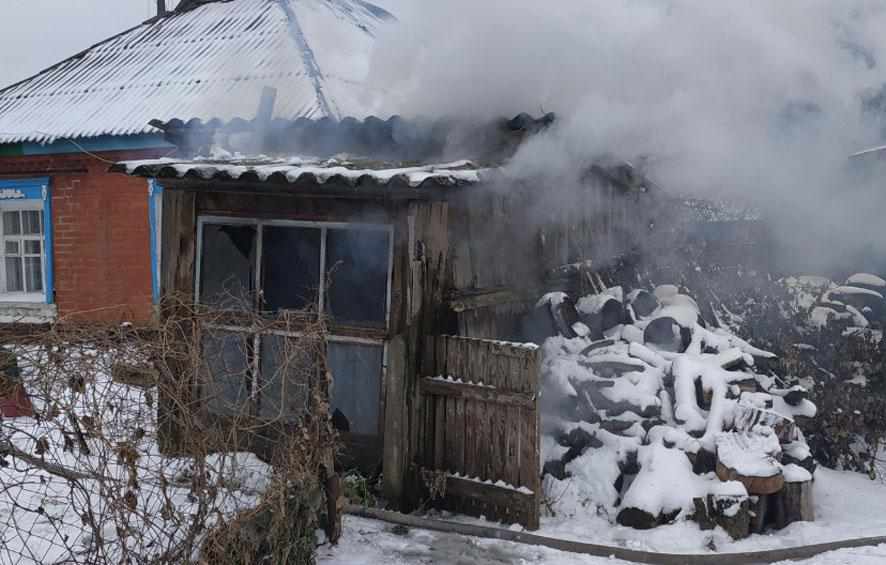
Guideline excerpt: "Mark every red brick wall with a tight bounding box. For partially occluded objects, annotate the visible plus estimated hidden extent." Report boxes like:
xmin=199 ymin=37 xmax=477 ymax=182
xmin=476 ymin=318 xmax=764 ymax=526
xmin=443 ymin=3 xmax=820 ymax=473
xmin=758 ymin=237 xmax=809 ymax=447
xmin=0 ymin=149 xmax=168 ymax=323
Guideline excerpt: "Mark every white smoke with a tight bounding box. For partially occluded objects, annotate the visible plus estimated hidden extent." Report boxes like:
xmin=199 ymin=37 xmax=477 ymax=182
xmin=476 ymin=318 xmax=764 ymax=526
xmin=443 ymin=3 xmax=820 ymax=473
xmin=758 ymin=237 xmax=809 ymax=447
xmin=367 ymin=0 xmax=886 ymax=273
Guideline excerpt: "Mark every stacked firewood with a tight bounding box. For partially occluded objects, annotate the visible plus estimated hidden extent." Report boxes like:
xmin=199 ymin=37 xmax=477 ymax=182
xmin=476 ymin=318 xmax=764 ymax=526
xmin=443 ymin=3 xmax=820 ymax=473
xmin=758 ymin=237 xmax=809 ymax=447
xmin=537 ymin=284 xmax=816 ymax=539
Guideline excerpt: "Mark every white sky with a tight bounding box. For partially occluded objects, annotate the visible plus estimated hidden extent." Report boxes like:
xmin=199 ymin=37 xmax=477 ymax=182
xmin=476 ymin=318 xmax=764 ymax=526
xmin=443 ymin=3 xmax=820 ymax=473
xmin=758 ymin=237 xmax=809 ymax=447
xmin=0 ymin=1 xmax=159 ymax=87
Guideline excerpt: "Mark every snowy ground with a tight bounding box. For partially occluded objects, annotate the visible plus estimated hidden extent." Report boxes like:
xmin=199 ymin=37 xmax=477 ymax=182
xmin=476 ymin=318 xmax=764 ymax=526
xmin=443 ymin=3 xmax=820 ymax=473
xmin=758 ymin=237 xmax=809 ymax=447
xmin=0 ymin=350 xmax=272 ymax=564
xmin=532 ymin=466 xmax=886 ymax=553
xmin=318 ymin=461 xmax=886 ymax=564
xmin=318 ymin=516 xmax=886 ymax=565
xmin=417 ymin=465 xmax=886 ymax=555
xmin=5 ymin=347 xmax=886 ymax=564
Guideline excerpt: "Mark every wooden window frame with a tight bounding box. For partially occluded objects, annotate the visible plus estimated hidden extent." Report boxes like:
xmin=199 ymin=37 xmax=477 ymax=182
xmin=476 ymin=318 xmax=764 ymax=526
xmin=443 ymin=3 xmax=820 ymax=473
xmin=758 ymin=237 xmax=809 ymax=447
xmin=194 ymin=215 xmax=392 ymax=435
xmin=0 ymin=204 xmax=46 ymax=302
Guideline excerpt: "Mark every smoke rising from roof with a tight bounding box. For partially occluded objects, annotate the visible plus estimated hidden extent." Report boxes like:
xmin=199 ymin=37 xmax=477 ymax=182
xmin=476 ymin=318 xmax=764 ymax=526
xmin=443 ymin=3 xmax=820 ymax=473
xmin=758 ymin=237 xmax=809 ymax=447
xmin=367 ymin=0 xmax=886 ymax=274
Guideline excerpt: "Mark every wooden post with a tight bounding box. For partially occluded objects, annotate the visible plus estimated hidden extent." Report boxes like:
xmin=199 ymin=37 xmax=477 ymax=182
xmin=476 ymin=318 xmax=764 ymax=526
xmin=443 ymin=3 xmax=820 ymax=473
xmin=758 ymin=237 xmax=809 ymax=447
xmin=383 ymin=335 xmax=407 ymax=508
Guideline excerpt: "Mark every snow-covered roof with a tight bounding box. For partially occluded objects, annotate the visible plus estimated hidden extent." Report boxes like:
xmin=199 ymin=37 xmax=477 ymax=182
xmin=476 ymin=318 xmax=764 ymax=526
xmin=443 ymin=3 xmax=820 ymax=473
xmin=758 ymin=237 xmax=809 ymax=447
xmin=0 ymin=0 xmax=393 ymax=145
xmin=112 ymin=157 xmax=486 ymax=189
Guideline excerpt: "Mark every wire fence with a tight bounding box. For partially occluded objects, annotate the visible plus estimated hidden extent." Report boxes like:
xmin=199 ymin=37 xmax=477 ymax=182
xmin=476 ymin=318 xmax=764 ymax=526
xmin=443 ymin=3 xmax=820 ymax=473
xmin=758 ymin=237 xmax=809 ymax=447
xmin=0 ymin=298 xmax=339 ymax=564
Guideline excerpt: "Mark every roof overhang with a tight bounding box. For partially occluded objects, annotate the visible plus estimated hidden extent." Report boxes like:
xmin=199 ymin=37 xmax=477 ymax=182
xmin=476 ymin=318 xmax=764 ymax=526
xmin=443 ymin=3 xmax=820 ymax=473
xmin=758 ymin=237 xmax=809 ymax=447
xmin=110 ymin=157 xmax=488 ymax=200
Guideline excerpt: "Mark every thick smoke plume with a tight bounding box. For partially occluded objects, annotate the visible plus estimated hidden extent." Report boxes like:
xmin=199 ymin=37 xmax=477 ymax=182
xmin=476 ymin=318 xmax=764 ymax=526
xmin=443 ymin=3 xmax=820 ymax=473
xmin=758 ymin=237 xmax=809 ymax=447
xmin=368 ymin=0 xmax=886 ymax=274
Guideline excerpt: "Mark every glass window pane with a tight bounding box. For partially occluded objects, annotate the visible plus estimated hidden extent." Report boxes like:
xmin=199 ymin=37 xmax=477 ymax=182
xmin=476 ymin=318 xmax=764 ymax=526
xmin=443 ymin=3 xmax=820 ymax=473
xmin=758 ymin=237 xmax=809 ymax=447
xmin=4 ymin=241 xmax=19 ymax=255
xmin=3 ymin=212 xmax=20 ymax=236
xmin=327 ymin=342 xmax=382 ymax=436
xmin=24 ymin=257 xmax=42 ymax=293
xmin=199 ymin=223 xmax=257 ymax=310
xmin=261 ymin=226 xmax=321 ymax=313
xmin=5 ymin=257 xmax=22 ymax=292
xmin=258 ymin=334 xmax=314 ymax=421
xmin=23 ymin=240 xmax=40 ymax=255
xmin=202 ymin=330 xmax=251 ymax=417
xmin=21 ymin=211 xmax=41 ymax=235
xmin=325 ymin=228 xmax=390 ymax=326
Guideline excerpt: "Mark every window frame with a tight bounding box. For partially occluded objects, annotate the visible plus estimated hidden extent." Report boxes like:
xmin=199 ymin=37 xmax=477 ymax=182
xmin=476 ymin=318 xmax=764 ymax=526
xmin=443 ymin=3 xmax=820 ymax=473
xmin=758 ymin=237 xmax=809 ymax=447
xmin=0 ymin=204 xmax=47 ymax=299
xmin=194 ymin=215 xmax=393 ymax=434
xmin=0 ymin=178 xmax=53 ymax=305
xmin=195 ymin=216 xmax=395 ymax=330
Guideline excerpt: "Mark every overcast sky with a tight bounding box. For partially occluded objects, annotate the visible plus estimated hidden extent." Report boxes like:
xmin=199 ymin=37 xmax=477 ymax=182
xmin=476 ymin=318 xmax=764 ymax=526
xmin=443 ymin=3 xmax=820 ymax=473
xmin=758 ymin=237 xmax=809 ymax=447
xmin=0 ymin=1 xmax=159 ymax=87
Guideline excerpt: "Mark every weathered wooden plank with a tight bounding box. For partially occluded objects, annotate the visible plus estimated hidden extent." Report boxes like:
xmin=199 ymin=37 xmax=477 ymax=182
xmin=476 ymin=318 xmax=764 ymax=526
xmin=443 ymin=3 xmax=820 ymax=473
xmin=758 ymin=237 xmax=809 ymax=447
xmin=419 ymin=378 xmax=535 ymax=408
xmin=445 ymin=388 xmax=457 ymax=473
xmin=161 ymin=189 xmax=197 ymax=300
xmin=504 ymin=404 xmax=520 ymax=487
xmin=473 ymin=339 xmax=489 ymax=386
xmin=463 ymin=396 xmax=477 ymax=478
xmin=422 ymin=395 xmax=437 ymax=467
xmin=492 ymin=395 xmax=507 ymax=484
xmin=454 ymin=396 xmax=466 ymax=475
xmin=449 ymin=288 xmax=523 ymax=313
xmin=436 ymin=334 xmax=447 ymax=378
xmin=478 ymin=399 xmax=491 ymax=481
xmin=519 ymin=405 xmax=535 ymax=490
xmin=382 ymin=335 xmax=407 ymax=505
xmin=439 ymin=473 xmax=537 ymax=526
xmin=434 ymin=393 xmax=446 ymax=470
xmin=449 ymin=336 xmax=464 ymax=382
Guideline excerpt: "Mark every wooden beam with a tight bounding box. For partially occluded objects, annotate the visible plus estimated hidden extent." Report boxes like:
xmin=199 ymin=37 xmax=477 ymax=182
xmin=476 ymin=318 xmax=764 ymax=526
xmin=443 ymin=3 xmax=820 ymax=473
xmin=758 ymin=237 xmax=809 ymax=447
xmin=420 ymin=377 xmax=535 ymax=409
xmin=448 ymin=288 xmax=528 ymax=313
xmin=383 ymin=335 xmax=407 ymax=508
xmin=151 ymin=178 xmax=467 ymax=202
xmin=442 ymin=473 xmax=536 ymax=506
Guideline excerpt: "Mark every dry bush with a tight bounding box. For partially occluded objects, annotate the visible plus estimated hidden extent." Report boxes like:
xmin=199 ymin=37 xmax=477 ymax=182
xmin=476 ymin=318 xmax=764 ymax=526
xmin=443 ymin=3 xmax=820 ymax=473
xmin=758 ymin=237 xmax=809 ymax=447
xmin=0 ymin=296 xmax=339 ymax=564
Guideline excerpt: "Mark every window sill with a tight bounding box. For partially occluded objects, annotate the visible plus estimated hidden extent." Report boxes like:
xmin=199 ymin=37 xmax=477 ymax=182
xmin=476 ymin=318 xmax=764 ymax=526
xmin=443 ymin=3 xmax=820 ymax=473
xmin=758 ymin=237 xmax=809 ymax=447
xmin=0 ymin=302 xmax=56 ymax=324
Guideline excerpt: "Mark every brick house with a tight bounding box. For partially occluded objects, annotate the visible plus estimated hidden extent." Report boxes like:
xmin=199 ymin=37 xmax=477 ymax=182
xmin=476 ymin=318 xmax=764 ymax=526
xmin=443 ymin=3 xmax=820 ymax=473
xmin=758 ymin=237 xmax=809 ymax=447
xmin=0 ymin=0 xmax=391 ymax=323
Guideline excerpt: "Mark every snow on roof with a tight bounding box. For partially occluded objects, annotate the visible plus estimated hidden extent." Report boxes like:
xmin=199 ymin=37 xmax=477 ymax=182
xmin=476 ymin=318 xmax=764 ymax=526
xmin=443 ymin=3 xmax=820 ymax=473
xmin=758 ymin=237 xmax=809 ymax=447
xmin=0 ymin=0 xmax=393 ymax=145
xmin=112 ymin=157 xmax=486 ymax=189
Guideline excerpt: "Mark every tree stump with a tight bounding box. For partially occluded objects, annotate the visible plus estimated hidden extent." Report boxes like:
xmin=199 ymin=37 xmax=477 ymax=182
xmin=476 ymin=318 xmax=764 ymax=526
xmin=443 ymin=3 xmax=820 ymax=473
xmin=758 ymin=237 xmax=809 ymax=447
xmin=691 ymin=494 xmax=750 ymax=540
xmin=771 ymin=480 xmax=814 ymax=528
xmin=716 ymin=462 xmax=784 ymax=495
xmin=749 ymin=495 xmax=768 ymax=534
xmin=716 ymin=431 xmax=784 ymax=495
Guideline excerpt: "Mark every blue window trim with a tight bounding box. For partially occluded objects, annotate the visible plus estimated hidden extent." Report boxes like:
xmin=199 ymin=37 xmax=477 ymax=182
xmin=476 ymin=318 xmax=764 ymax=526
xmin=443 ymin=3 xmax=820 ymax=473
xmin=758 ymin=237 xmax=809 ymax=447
xmin=0 ymin=177 xmax=53 ymax=304
xmin=148 ymin=180 xmax=164 ymax=305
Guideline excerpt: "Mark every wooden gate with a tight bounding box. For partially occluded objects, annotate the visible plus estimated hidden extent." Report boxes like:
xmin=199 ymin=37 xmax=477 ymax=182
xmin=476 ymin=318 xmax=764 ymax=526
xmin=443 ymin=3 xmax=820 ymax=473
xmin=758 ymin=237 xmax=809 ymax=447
xmin=419 ymin=335 xmax=540 ymax=529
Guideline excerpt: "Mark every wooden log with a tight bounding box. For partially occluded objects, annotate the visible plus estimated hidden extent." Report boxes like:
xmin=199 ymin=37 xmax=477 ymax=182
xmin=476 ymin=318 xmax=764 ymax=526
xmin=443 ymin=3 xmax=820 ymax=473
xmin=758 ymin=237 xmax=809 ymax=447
xmin=772 ymin=481 xmax=815 ymax=529
xmin=716 ymin=462 xmax=785 ymax=495
xmin=709 ymin=494 xmax=750 ymax=540
xmin=749 ymin=495 xmax=768 ymax=534
xmin=579 ymin=359 xmax=646 ymax=377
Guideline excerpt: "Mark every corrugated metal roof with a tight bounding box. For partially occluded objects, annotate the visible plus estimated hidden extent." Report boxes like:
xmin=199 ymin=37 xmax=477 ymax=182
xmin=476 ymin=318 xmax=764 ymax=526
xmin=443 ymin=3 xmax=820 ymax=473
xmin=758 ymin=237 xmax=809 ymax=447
xmin=0 ymin=0 xmax=393 ymax=145
xmin=112 ymin=157 xmax=486 ymax=189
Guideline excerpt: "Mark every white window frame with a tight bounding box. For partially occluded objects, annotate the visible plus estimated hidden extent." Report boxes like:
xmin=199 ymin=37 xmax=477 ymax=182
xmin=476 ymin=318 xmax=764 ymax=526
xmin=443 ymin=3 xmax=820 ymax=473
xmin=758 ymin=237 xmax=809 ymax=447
xmin=0 ymin=202 xmax=46 ymax=303
xmin=195 ymin=215 xmax=393 ymax=428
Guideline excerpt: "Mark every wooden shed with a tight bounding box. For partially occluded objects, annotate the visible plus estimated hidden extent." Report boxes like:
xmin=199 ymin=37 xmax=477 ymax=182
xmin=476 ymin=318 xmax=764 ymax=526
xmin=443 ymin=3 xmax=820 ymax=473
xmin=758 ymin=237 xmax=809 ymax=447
xmin=111 ymin=115 xmax=656 ymax=528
